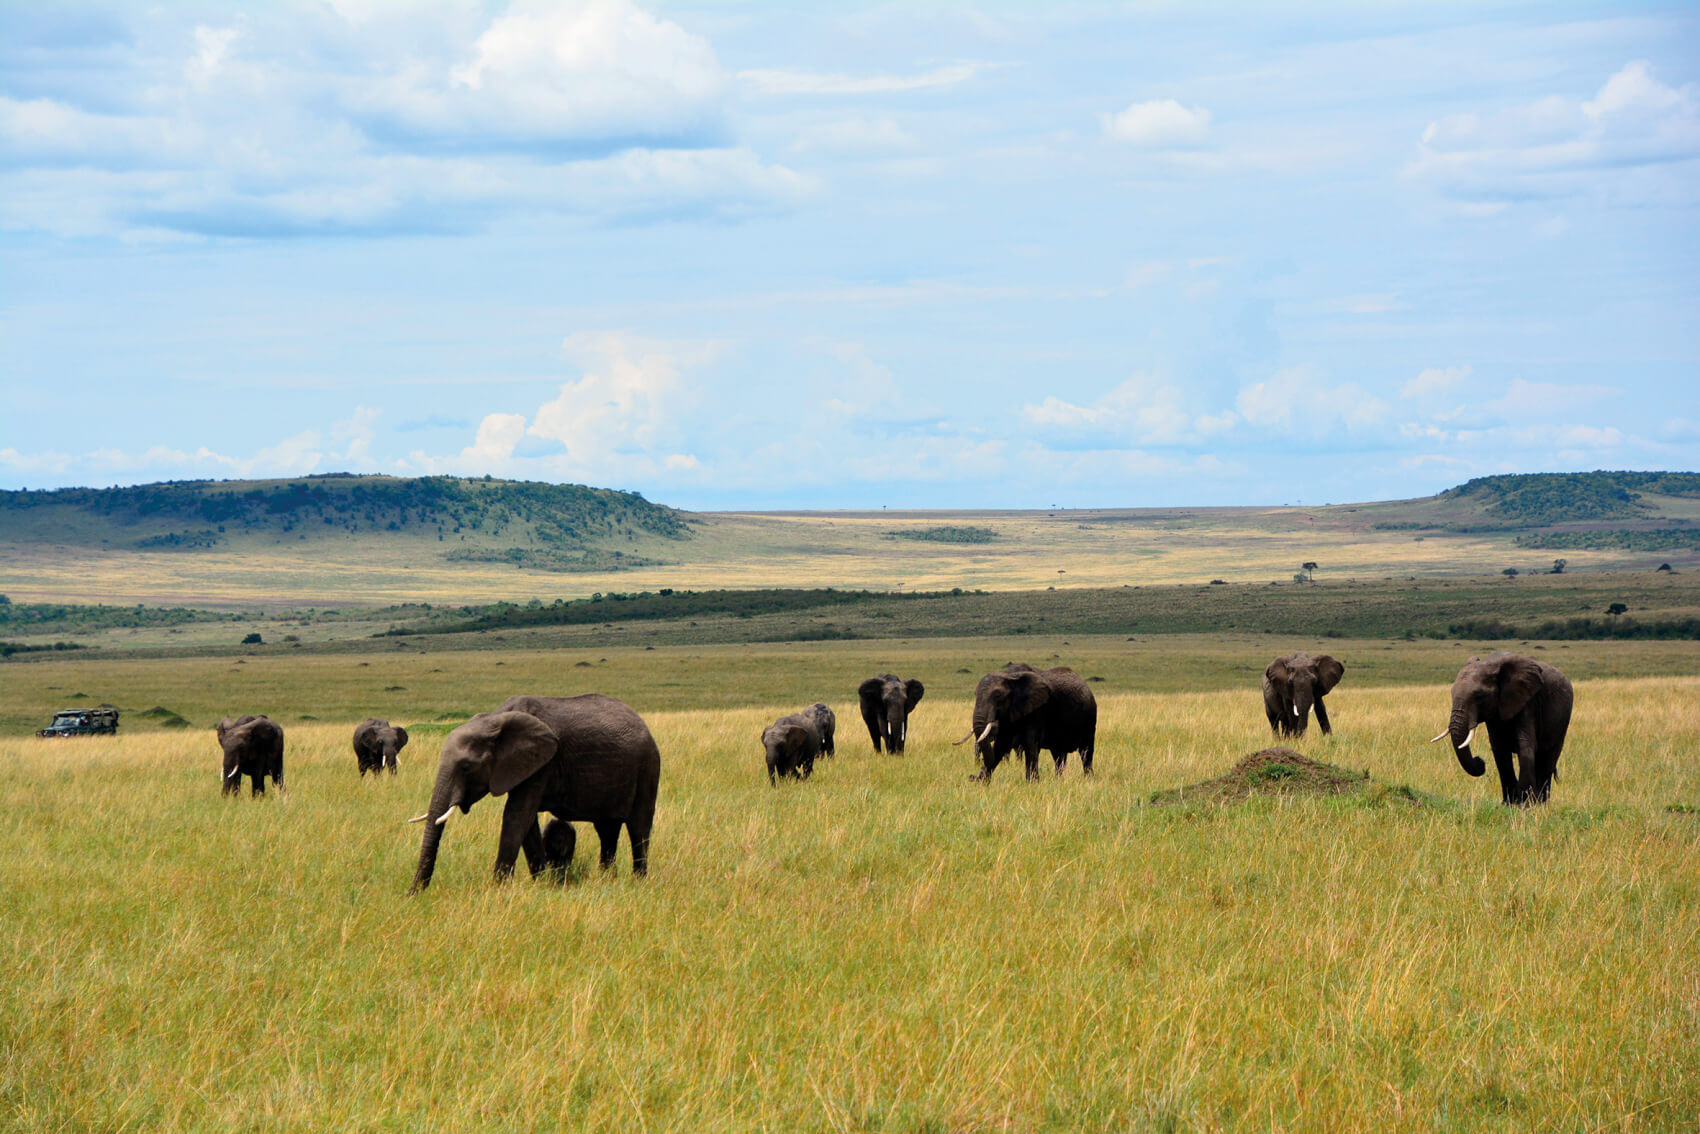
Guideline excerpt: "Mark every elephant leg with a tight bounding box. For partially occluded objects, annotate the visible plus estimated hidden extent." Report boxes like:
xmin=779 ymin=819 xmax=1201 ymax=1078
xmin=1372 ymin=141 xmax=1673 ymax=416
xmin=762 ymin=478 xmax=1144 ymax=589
xmin=864 ymin=718 xmax=884 ymax=753
xmin=1314 ymin=698 xmax=1332 ymax=736
xmin=1023 ymin=739 xmax=1041 ymax=781
xmin=493 ymin=793 xmax=540 ymax=882
xmin=519 ymin=818 xmax=546 ymax=878
xmin=1528 ymin=746 xmax=1560 ymax=805
xmin=250 ymin=771 xmax=265 ymax=798
xmin=1489 ymin=745 xmax=1519 ymax=806
xmin=625 ymin=811 xmax=652 ymax=878
xmin=593 ymin=821 xmax=622 ymax=872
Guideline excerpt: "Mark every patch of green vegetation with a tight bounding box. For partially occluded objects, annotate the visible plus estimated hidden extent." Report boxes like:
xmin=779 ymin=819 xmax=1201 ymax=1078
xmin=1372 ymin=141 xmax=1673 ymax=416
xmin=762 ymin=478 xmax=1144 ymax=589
xmin=134 ymin=529 xmax=223 ymax=550
xmin=1517 ymin=528 xmax=1700 ymax=552
xmin=1447 ymin=616 xmax=1700 ymax=640
xmin=883 ymin=525 xmax=999 ymax=545
xmin=0 ymin=641 xmax=85 ymax=658
xmin=1444 ymin=471 xmax=1700 ymax=523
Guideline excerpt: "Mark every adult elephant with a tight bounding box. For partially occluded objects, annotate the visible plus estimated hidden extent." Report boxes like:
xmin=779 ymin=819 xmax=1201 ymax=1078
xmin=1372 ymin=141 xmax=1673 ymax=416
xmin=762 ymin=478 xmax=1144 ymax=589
xmin=761 ymin=711 xmax=823 ymax=785
xmin=859 ymin=675 xmax=924 ymax=754
xmin=409 ymin=694 xmax=660 ymax=893
xmin=217 ymin=715 xmax=285 ymax=797
xmin=1262 ymin=652 xmax=1344 ymax=738
xmin=1430 ymin=651 xmax=1573 ymax=805
xmin=954 ymin=663 xmax=1097 ymax=781
xmin=352 ymin=718 xmax=409 ymax=777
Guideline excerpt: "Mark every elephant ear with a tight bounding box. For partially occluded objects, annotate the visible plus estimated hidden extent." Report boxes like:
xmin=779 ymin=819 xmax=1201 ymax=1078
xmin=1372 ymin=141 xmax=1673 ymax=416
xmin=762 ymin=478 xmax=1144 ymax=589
xmin=1009 ymin=671 xmax=1050 ymax=719
xmin=463 ymin=711 xmax=560 ymax=795
xmin=1313 ymin=656 xmax=1344 ymax=695
xmin=1495 ymin=656 xmax=1544 ymax=719
xmin=1265 ymin=657 xmax=1291 ymax=688
xmin=393 ymin=725 xmax=409 ymax=750
xmin=785 ymin=724 xmax=811 ymax=754
xmin=903 ymin=679 xmax=925 ymax=711
xmin=858 ymin=678 xmax=885 ymax=707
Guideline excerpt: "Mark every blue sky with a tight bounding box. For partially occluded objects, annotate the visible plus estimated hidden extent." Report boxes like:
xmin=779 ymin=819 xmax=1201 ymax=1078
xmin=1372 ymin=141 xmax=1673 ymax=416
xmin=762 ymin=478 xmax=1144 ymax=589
xmin=1 ymin=1 xmax=1696 ymax=509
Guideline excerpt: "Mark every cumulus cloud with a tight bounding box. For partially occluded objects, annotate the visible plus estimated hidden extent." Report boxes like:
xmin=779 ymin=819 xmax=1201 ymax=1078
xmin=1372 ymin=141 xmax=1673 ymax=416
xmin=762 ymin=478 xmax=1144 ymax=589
xmin=1235 ymin=365 xmax=1388 ymax=437
xmin=1021 ymin=373 xmax=1234 ymax=445
xmin=1101 ymin=99 xmax=1211 ymax=147
xmin=1402 ymin=364 xmax=1472 ymax=399
xmin=1407 ymin=61 xmax=1700 ymax=206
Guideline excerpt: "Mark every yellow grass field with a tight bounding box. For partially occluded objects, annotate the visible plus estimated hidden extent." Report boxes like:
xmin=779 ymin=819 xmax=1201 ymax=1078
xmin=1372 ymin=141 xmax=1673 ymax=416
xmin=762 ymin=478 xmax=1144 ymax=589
xmin=1 ymin=667 xmax=1695 ymax=1130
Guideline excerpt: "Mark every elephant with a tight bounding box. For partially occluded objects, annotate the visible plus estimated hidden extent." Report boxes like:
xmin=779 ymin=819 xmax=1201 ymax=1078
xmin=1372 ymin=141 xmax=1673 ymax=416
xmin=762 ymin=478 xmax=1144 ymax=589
xmin=409 ymin=693 xmax=660 ymax=893
xmin=859 ymin=674 xmax=924 ymax=754
xmin=954 ymin=663 xmax=1097 ymax=781
xmin=804 ymin=702 xmax=836 ymax=758
xmin=1262 ymin=652 xmax=1344 ymax=738
xmin=216 ymin=715 xmax=285 ymax=797
xmin=762 ymin=711 xmax=823 ymax=785
xmin=1430 ymin=651 xmax=1573 ymax=806
xmin=540 ymin=816 xmax=577 ymax=884
xmin=353 ymin=718 xmax=409 ymax=777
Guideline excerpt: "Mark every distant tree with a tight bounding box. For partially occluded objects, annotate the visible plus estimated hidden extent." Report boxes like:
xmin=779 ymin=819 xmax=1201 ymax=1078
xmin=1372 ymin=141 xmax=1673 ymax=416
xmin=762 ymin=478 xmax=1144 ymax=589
xmin=1301 ymin=561 xmax=1319 ymax=582
xmin=1657 ymin=563 xmax=1673 ymax=573
xmin=1606 ymin=603 xmax=1629 ymax=616
xmin=1551 ymin=558 xmax=1567 ymax=575
xmin=0 ymin=593 xmax=9 ymax=605
xmin=241 ymin=632 xmax=264 ymax=645
xmin=1502 ymin=567 xmax=1519 ymax=579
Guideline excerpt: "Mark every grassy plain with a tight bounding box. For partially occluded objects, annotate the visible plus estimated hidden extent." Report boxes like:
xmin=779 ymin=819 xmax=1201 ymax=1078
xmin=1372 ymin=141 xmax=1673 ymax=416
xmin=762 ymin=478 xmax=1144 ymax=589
xmin=6 ymin=492 xmax=1698 ymax=609
xmin=1 ymin=646 xmax=1697 ymax=1130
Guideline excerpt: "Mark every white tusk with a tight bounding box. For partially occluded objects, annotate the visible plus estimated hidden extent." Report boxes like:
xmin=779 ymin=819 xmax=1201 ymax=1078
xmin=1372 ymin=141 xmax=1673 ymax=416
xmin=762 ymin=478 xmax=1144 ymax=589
xmin=407 ymin=812 xmax=429 ymax=824
xmin=901 ymin=723 xmax=907 ymax=744
xmin=978 ymin=722 xmax=995 ymax=742
xmin=1458 ymin=726 xmax=1475 ymax=750
xmin=226 ymin=765 xmax=240 ymax=779
xmin=951 ymin=730 xmax=975 ymax=746
xmin=1292 ymin=705 xmax=1300 ymax=717
xmin=1428 ymin=731 xmax=1449 ymax=744
xmin=435 ymin=808 xmax=455 ymax=826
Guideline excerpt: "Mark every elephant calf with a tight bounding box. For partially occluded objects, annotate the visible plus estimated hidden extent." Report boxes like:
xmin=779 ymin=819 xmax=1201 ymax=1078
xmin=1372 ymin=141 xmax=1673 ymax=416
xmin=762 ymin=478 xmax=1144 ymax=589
xmin=1262 ymin=652 xmax=1344 ymax=738
xmin=353 ymin=718 xmax=409 ymax=777
xmin=762 ymin=711 xmax=824 ymax=785
xmin=803 ymin=702 xmax=836 ymax=758
xmin=1431 ymin=651 xmax=1573 ymax=805
xmin=217 ymin=714 xmax=285 ymax=797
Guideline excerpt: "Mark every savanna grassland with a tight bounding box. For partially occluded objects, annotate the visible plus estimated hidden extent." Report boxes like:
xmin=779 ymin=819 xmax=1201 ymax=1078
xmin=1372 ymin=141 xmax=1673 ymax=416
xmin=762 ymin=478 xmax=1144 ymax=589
xmin=1 ymin=645 xmax=1698 ymax=1130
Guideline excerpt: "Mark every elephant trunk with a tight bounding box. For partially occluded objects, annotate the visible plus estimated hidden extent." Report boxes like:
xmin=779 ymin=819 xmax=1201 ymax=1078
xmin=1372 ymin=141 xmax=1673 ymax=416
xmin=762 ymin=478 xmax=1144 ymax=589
xmin=886 ymin=704 xmax=905 ymax=752
xmin=1448 ymin=704 xmax=1485 ymax=777
xmin=410 ymin=767 xmax=458 ymax=893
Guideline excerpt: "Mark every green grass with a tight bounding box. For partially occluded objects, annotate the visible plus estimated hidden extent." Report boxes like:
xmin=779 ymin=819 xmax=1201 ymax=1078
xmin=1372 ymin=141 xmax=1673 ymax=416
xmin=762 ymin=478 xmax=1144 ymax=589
xmin=0 ymin=669 xmax=1695 ymax=1130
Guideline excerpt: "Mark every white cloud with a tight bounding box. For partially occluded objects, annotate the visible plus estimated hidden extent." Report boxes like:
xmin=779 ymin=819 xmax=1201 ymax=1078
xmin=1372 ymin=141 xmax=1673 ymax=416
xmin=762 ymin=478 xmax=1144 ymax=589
xmin=1101 ymin=99 xmax=1211 ymax=147
xmin=1021 ymin=372 xmax=1234 ymax=445
xmin=1483 ymin=378 xmax=1617 ymax=417
xmin=791 ymin=117 xmax=919 ymax=154
xmin=1402 ymin=364 xmax=1472 ymax=399
xmin=1407 ymin=61 xmax=1700 ymax=206
xmin=1235 ymin=365 xmax=1388 ymax=436
xmin=738 ymin=63 xmax=982 ymax=96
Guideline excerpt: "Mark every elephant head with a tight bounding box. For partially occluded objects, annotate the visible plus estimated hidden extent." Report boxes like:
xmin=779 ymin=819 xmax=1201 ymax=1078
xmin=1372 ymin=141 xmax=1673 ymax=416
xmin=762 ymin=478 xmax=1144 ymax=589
xmin=354 ymin=718 xmax=409 ymax=775
xmin=761 ymin=718 xmax=816 ymax=785
xmin=958 ymin=664 xmax=1049 ymax=763
xmin=410 ymin=710 xmax=558 ymax=892
xmin=1265 ymin=652 xmax=1343 ymax=735
xmin=1431 ymin=651 xmax=1545 ymax=778
xmin=859 ymin=675 xmax=924 ymax=753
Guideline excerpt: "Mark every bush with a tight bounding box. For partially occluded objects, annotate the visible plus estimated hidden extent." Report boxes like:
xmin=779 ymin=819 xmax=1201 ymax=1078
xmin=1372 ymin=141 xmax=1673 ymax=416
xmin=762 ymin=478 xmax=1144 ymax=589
xmin=241 ymin=632 xmax=264 ymax=645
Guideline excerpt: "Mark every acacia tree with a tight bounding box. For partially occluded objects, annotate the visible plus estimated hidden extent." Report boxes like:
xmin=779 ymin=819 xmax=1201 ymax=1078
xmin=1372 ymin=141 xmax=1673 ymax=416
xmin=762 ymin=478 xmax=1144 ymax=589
xmin=1503 ymin=567 xmax=1519 ymax=579
xmin=1301 ymin=561 xmax=1319 ymax=583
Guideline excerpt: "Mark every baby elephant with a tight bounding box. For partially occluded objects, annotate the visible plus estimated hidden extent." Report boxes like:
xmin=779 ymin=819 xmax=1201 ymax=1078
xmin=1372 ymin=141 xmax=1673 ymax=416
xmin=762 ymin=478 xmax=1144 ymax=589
xmin=352 ymin=718 xmax=409 ymax=777
xmin=762 ymin=711 xmax=824 ymax=785
xmin=540 ymin=816 xmax=577 ymax=884
xmin=803 ymin=702 xmax=836 ymax=758
xmin=217 ymin=714 xmax=285 ymax=797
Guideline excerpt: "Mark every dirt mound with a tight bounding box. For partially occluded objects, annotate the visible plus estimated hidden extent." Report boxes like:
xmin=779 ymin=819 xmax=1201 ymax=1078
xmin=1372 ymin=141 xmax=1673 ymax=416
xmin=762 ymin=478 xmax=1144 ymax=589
xmin=136 ymin=705 xmax=194 ymax=728
xmin=1150 ymin=748 xmax=1379 ymax=806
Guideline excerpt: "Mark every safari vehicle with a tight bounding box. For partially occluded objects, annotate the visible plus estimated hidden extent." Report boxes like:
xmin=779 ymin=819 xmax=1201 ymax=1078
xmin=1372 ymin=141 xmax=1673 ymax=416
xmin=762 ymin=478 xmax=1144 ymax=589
xmin=36 ymin=708 xmax=119 ymax=737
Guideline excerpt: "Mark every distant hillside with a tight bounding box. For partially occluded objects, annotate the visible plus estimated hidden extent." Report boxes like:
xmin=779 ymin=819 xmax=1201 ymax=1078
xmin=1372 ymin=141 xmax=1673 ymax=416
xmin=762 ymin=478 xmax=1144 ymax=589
xmin=0 ymin=475 xmax=689 ymax=570
xmin=1441 ymin=471 xmax=1700 ymax=524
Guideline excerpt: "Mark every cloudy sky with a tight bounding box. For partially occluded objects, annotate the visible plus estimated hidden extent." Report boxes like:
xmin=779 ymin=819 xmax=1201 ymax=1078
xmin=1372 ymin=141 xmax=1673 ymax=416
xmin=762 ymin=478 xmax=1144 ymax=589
xmin=2 ymin=1 xmax=1696 ymax=508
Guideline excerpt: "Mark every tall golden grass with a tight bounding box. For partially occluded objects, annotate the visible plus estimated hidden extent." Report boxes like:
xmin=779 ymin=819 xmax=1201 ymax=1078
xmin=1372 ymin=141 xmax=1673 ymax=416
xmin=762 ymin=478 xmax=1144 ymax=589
xmin=0 ymin=678 xmax=1695 ymax=1129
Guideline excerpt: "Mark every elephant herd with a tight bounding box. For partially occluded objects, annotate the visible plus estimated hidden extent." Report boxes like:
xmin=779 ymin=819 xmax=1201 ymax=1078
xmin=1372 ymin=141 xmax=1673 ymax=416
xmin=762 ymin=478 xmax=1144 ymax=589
xmin=208 ymin=648 xmax=1574 ymax=894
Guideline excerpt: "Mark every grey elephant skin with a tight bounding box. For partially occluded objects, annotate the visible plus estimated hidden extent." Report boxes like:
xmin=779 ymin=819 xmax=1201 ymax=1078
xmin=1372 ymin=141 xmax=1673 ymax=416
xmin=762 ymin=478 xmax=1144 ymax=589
xmin=1436 ymin=651 xmax=1573 ymax=805
xmin=1262 ymin=652 xmax=1344 ymax=737
xmin=859 ymin=675 xmax=923 ymax=753
xmin=352 ymin=718 xmax=409 ymax=777
xmin=803 ymin=702 xmax=836 ymax=757
xmin=411 ymin=694 xmax=660 ymax=893
xmin=762 ymin=711 xmax=823 ymax=785
xmin=217 ymin=715 xmax=285 ymax=797
xmin=958 ymin=664 xmax=1097 ymax=780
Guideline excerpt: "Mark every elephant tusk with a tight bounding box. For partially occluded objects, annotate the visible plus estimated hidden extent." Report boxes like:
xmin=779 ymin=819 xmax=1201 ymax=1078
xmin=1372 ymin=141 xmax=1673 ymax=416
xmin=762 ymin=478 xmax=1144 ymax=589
xmin=226 ymin=765 xmax=240 ymax=779
xmin=1428 ymin=731 xmax=1449 ymax=744
xmin=406 ymin=812 xmax=429 ymax=824
xmin=951 ymin=730 xmax=975 ymax=746
xmin=1292 ymin=705 xmax=1300 ymax=717
xmin=434 ymin=807 xmax=456 ymax=826
xmin=901 ymin=723 xmax=907 ymax=744
xmin=979 ymin=722 xmax=995 ymax=742
xmin=1457 ymin=726 xmax=1476 ymax=750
